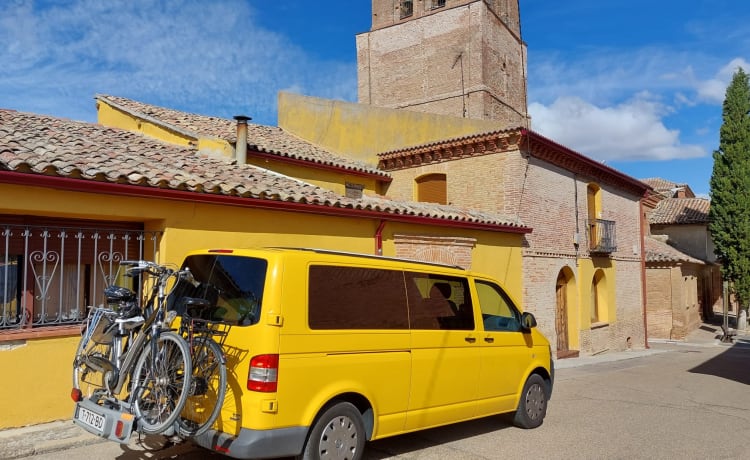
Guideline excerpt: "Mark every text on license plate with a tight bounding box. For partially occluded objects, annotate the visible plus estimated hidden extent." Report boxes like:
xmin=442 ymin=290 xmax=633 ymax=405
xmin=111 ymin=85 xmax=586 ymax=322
xmin=77 ymin=406 xmax=105 ymax=432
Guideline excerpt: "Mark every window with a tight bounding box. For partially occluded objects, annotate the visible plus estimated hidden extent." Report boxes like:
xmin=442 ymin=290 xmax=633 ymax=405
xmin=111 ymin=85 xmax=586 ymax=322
xmin=475 ymin=280 xmax=521 ymax=332
xmin=590 ymin=269 xmax=606 ymax=324
xmin=345 ymin=182 xmax=364 ymax=199
xmin=400 ymin=0 xmax=413 ymax=18
xmin=430 ymin=0 xmax=446 ymax=9
xmin=309 ymin=266 xmax=409 ymax=329
xmin=172 ymin=255 xmax=267 ymax=326
xmin=416 ymin=173 xmax=447 ymax=204
xmin=406 ymin=273 xmax=473 ymax=330
xmin=0 ymin=216 xmax=159 ymax=333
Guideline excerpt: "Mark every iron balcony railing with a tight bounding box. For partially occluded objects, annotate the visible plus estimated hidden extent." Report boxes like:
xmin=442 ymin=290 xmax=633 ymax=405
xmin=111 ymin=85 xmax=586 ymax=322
xmin=586 ymin=219 xmax=617 ymax=254
xmin=1 ymin=223 xmax=161 ymax=331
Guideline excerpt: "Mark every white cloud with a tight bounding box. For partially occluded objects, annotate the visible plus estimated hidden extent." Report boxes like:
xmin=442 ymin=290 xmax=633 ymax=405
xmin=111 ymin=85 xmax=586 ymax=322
xmin=528 ymin=95 xmax=706 ymax=162
xmin=695 ymin=58 xmax=750 ymax=103
xmin=0 ymin=0 xmax=357 ymax=124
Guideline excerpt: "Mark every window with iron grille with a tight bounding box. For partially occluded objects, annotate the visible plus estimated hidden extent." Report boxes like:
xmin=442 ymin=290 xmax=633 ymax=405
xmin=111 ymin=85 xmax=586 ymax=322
xmin=431 ymin=0 xmax=446 ymax=9
xmin=400 ymin=0 xmax=414 ymax=18
xmin=0 ymin=216 xmax=160 ymax=333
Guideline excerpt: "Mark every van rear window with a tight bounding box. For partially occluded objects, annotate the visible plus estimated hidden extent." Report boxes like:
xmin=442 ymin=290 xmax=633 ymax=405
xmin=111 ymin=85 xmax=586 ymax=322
xmin=170 ymin=255 xmax=267 ymax=326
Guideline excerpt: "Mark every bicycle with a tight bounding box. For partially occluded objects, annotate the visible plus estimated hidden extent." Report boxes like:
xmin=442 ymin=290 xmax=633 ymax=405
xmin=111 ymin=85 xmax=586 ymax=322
xmin=174 ymin=296 xmax=230 ymax=437
xmin=72 ymin=260 xmax=194 ymax=436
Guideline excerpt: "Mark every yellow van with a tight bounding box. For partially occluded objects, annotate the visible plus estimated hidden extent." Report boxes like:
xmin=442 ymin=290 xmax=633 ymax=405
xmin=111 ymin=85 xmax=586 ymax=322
xmin=173 ymin=247 xmax=553 ymax=459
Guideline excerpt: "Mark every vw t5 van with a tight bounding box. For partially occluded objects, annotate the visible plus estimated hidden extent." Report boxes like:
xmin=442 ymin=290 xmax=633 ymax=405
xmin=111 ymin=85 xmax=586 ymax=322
xmin=173 ymin=248 xmax=553 ymax=459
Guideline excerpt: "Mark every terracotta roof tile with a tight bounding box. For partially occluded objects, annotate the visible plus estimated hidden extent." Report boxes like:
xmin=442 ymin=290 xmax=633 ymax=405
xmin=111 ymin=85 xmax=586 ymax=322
xmin=96 ymin=95 xmax=389 ymax=179
xmin=0 ymin=109 xmax=527 ymax=231
xmin=648 ymin=198 xmax=710 ymax=224
xmin=645 ymin=236 xmax=704 ymax=264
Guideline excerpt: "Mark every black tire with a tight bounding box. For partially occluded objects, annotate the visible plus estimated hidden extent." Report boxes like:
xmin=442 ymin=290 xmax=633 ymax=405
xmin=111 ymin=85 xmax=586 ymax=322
xmin=176 ymin=337 xmax=227 ymax=437
xmin=512 ymin=374 xmax=548 ymax=429
xmin=299 ymin=402 xmax=365 ymax=460
xmin=131 ymin=331 xmax=192 ymax=434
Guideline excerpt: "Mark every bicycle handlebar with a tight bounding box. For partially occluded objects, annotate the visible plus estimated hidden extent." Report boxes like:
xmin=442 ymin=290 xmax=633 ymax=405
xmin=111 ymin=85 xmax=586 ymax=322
xmin=121 ymin=260 xmax=199 ymax=287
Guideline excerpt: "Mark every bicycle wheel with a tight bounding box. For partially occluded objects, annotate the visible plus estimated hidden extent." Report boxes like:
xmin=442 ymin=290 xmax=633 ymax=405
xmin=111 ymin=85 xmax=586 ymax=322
xmin=177 ymin=337 xmax=227 ymax=437
xmin=73 ymin=338 xmax=112 ymax=399
xmin=130 ymin=331 xmax=192 ymax=434
xmin=73 ymin=310 xmax=115 ymax=399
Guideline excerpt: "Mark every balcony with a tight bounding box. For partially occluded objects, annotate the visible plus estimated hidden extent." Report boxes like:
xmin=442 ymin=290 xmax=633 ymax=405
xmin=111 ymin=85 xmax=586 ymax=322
xmin=586 ymin=219 xmax=617 ymax=254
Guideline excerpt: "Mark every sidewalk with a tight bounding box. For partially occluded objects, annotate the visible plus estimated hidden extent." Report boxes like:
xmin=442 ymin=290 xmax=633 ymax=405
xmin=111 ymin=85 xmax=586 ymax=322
xmin=2 ymin=322 xmax=749 ymax=459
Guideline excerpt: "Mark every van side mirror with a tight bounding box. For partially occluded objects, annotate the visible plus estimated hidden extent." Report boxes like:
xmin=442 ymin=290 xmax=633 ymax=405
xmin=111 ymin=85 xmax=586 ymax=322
xmin=520 ymin=312 xmax=537 ymax=331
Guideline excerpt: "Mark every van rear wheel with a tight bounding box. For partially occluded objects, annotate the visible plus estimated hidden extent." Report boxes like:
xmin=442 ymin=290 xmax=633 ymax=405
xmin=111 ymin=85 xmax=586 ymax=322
xmin=299 ymin=402 xmax=365 ymax=460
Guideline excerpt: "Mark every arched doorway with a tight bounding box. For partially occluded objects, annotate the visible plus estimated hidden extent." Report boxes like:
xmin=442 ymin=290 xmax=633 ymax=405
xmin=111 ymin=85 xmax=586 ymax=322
xmin=555 ymin=267 xmax=579 ymax=359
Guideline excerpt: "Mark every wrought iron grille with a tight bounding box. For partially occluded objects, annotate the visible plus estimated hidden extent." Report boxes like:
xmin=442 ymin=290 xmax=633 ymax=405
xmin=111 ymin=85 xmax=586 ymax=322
xmin=400 ymin=0 xmax=414 ymax=18
xmin=0 ymin=223 xmax=161 ymax=331
xmin=586 ymin=219 xmax=617 ymax=254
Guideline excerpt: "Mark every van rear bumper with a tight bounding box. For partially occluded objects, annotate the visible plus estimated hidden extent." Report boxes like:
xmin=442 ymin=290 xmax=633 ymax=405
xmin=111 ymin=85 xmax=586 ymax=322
xmin=192 ymin=426 xmax=308 ymax=459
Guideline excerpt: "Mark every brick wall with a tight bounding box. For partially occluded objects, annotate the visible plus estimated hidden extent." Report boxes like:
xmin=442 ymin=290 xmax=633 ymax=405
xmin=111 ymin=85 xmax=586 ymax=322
xmin=358 ymin=1 xmax=527 ymax=126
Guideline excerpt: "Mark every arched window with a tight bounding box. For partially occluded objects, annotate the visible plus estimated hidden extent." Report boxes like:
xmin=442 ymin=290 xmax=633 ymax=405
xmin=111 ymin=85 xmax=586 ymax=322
xmin=590 ymin=269 xmax=606 ymax=324
xmin=416 ymin=173 xmax=447 ymax=204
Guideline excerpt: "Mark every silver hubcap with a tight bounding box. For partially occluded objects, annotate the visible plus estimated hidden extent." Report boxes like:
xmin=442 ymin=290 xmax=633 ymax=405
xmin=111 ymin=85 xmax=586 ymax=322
xmin=318 ymin=415 xmax=358 ymax=459
xmin=525 ymin=383 xmax=545 ymax=420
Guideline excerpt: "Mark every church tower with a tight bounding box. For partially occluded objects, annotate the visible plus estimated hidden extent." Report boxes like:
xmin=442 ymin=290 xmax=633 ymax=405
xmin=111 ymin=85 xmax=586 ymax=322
xmin=356 ymin=0 xmax=528 ymax=127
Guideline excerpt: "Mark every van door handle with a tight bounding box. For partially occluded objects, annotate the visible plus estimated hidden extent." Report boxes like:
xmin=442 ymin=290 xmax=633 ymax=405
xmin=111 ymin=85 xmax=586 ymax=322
xmin=484 ymin=337 xmax=494 ymax=343
xmin=465 ymin=336 xmax=476 ymax=343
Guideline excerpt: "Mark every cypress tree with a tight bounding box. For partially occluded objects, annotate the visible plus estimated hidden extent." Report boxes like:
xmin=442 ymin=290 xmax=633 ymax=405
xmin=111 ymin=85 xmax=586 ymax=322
xmin=709 ymin=68 xmax=750 ymax=309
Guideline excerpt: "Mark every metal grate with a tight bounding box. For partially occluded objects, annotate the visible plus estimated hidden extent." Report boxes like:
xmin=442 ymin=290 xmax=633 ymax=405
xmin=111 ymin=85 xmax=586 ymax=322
xmin=400 ymin=0 xmax=414 ymax=18
xmin=0 ymin=222 xmax=161 ymax=331
xmin=586 ymin=219 xmax=617 ymax=254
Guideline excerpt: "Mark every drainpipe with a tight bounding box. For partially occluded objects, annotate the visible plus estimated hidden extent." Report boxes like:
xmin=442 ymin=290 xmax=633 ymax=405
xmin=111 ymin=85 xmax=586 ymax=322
xmin=374 ymin=220 xmax=386 ymax=255
xmin=640 ymin=198 xmax=650 ymax=349
xmin=234 ymin=115 xmax=251 ymax=164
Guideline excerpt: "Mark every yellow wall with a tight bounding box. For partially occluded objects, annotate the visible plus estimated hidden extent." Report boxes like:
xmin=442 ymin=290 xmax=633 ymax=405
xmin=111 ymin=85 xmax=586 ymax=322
xmin=0 ymin=182 xmax=523 ymax=428
xmin=277 ymin=92 xmax=503 ymax=165
xmin=245 ymin=157 xmax=383 ymax=196
xmin=576 ymin=257 xmax=617 ymax=331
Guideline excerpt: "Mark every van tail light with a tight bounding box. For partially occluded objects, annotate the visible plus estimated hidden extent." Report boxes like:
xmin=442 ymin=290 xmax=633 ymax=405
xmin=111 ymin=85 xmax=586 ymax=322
xmin=248 ymin=354 xmax=279 ymax=392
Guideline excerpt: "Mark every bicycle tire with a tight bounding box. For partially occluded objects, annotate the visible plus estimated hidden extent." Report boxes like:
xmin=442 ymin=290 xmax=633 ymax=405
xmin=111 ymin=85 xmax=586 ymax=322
xmin=177 ymin=337 xmax=227 ymax=437
xmin=130 ymin=331 xmax=192 ymax=434
xmin=73 ymin=310 xmax=114 ymax=399
xmin=73 ymin=338 xmax=112 ymax=398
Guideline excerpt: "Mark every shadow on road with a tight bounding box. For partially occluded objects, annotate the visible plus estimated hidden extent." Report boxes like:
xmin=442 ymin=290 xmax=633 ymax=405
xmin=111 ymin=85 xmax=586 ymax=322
xmin=365 ymin=414 xmax=515 ymax=459
xmin=689 ymin=342 xmax=750 ymax=385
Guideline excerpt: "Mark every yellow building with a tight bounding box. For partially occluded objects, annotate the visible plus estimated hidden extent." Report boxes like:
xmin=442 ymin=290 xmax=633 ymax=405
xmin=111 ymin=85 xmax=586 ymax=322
xmin=0 ymin=102 xmax=528 ymax=429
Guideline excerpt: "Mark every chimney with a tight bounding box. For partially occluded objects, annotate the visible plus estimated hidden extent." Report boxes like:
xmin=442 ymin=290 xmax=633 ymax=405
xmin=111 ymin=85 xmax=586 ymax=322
xmin=234 ymin=115 xmax=251 ymax=164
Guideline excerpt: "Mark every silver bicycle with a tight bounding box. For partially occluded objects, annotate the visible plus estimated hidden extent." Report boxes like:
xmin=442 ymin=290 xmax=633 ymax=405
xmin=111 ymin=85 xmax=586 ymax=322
xmin=72 ymin=261 xmax=194 ymax=436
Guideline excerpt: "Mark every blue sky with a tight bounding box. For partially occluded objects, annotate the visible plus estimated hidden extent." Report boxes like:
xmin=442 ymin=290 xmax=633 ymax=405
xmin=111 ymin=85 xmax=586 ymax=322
xmin=2 ymin=1 xmax=749 ymax=197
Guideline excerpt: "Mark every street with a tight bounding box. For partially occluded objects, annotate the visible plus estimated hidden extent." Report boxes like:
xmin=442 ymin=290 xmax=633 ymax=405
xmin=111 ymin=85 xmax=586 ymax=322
xmin=16 ymin=340 xmax=750 ymax=460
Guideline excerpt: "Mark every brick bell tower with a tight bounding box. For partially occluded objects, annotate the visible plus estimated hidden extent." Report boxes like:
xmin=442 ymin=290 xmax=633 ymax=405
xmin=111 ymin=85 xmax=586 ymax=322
xmin=356 ymin=0 xmax=529 ymax=127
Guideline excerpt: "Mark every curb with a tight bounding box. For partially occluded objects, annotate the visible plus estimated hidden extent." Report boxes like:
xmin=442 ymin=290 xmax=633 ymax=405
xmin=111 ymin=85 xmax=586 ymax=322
xmin=0 ymin=420 xmax=106 ymax=459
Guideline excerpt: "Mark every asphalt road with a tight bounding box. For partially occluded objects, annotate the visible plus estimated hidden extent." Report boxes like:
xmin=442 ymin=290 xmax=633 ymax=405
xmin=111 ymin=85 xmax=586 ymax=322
xmin=17 ymin=340 xmax=750 ymax=460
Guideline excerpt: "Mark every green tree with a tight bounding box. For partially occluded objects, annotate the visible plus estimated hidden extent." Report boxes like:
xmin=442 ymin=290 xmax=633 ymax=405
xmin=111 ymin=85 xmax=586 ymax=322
xmin=709 ymin=67 xmax=750 ymax=309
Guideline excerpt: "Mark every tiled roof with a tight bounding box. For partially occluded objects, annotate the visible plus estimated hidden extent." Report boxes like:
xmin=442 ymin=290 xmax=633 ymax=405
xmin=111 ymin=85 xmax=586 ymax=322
xmin=0 ymin=109 xmax=527 ymax=231
xmin=95 ymin=95 xmax=390 ymax=179
xmin=640 ymin=177 xmax=695 ymax=198
xmin=641 ymin=177 xmax=682 ymax=192
xmin=649 ymin=198 xmax=710 ymax=224
xmin=379 ymin=128 xmax=650 ymax=197
xmin=645 ymin=236 xmax=704 ymax=264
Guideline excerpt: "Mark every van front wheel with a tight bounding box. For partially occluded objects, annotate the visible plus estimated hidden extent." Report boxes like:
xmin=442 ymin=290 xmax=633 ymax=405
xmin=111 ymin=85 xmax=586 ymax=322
xmin=299 ymin=402 xmax=365 ymax=460
xmin=512 ymin=374 xmax=548 ymax=429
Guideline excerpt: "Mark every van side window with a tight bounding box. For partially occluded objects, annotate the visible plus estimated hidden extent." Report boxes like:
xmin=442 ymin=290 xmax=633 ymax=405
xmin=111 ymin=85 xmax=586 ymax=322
xmin=308 ymin=266 xmax=409 ymax=329
xmin=406 ymin=273 xmax=474 ymax=330
xmin=476 ymin=280 xmax=521 ymax=332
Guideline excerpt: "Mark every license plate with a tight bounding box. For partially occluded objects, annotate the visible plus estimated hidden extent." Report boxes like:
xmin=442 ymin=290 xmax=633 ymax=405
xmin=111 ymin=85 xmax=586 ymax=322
xmin=76 ymin=405 xmax=105 ymax=433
